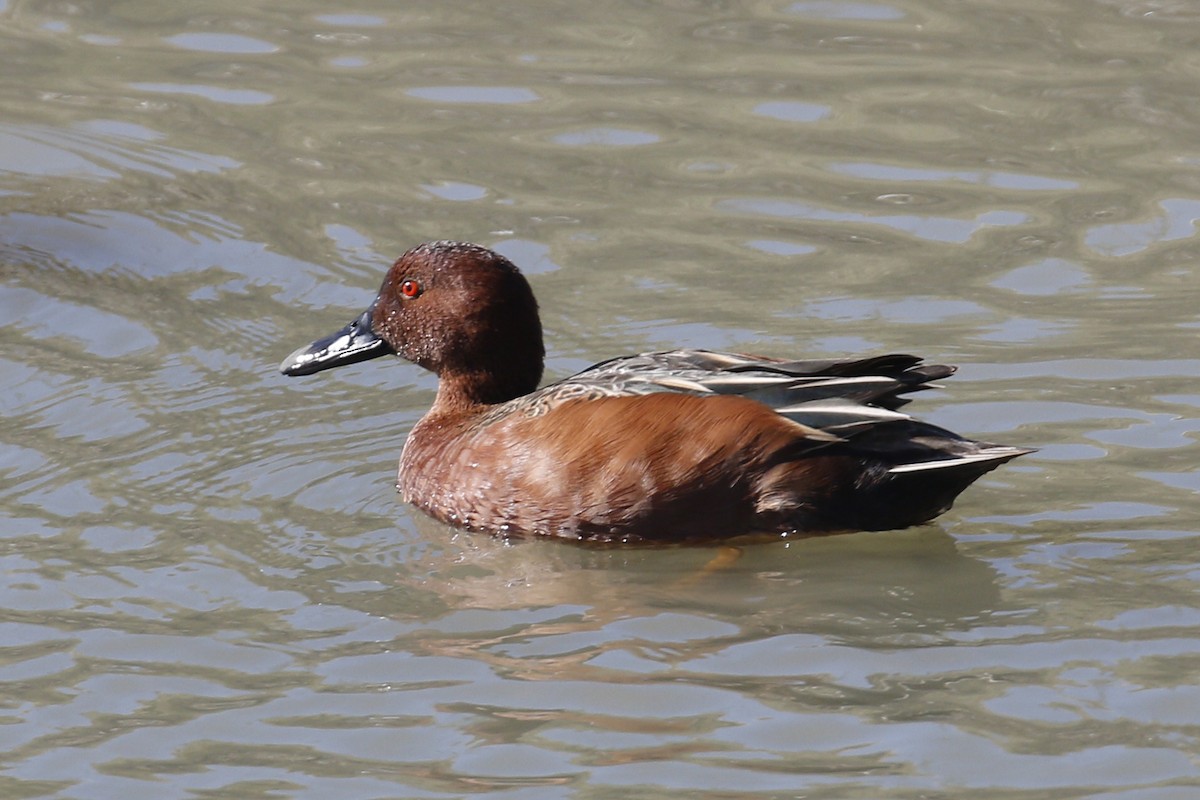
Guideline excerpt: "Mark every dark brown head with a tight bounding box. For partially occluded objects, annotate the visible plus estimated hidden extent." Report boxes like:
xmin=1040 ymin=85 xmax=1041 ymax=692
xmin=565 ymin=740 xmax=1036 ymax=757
xmin=280 ymin=241 xmax=544 ymax=405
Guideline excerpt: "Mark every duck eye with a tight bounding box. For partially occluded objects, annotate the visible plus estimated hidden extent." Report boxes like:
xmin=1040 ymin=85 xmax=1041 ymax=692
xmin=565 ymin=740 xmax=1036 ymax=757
xmin=400 ymin=279 xmax=422 ymax=298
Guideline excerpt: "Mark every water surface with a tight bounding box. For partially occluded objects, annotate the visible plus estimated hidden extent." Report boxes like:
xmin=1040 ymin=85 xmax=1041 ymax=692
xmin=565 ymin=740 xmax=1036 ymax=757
xmin=2 ymin=0 xmax=1199 ymax=797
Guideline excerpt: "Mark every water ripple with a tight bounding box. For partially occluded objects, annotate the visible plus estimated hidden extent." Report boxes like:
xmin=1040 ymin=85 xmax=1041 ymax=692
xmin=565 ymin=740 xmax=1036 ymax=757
xmin=2 ymin=0 xmax=1199 ymax=796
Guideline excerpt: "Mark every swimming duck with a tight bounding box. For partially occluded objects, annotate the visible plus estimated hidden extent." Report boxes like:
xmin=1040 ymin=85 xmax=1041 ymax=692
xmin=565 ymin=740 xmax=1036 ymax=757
xmin=281 ymin=241 xmax=1032 ymax=542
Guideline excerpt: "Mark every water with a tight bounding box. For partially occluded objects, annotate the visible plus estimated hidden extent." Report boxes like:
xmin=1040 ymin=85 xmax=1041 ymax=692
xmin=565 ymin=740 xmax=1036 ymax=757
xmin=2 ymin=0 xmax=1199 ymax=796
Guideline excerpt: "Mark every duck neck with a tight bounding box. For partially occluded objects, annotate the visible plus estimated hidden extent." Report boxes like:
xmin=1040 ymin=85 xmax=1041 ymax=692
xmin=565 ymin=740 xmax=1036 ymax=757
xmin=431 ymin=362 xmax=543 ymax=413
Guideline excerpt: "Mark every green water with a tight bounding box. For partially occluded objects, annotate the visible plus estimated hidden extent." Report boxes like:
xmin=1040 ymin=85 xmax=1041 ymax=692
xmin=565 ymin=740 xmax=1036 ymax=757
xmin=2 ymin=0 xmax=1199 ymax=797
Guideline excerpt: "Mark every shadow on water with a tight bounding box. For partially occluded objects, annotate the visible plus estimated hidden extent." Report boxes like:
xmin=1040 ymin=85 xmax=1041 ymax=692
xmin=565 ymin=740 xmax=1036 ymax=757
xmin=388 ymin=515 xmax=1009 ymax=637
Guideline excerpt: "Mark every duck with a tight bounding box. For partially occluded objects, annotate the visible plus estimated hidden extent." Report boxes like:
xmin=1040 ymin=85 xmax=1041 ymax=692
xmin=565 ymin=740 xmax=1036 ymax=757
xmin=280 ymin=241 xmax=1032 ymax=543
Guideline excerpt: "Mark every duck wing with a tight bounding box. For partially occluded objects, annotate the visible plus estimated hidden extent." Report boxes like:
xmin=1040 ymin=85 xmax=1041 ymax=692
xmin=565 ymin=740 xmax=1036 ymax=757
xmin=509 ymin=348 xmax=1030 ymax=475
xmin=536 ymin=348 xmax=951 ymax=409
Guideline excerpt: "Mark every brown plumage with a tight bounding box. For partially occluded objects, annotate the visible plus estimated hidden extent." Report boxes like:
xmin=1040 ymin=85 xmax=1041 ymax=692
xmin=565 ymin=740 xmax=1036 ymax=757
xmin=281 ymin=241 xmax=1033 ymax=543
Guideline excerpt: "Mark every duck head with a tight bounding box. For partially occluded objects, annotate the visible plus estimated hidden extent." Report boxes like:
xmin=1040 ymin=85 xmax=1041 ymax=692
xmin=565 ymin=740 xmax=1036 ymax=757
xmin=280 ymin=241 xmax=545 ymax=405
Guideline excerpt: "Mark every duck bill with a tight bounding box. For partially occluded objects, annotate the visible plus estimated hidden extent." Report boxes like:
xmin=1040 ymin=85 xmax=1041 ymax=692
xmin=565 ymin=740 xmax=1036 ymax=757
xmin=279 ymin=301 xmax=395 ymax=376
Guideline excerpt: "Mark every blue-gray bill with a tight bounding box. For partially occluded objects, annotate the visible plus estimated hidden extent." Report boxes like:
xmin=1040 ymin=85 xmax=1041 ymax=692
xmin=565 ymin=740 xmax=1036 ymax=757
xmin=279 ymin=302 xmax=394 ymax=376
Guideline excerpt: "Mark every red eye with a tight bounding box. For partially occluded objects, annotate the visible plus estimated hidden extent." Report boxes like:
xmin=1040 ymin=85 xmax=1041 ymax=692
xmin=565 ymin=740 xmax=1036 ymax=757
xmin=400 ymin=279 xmax=422 ymax=298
